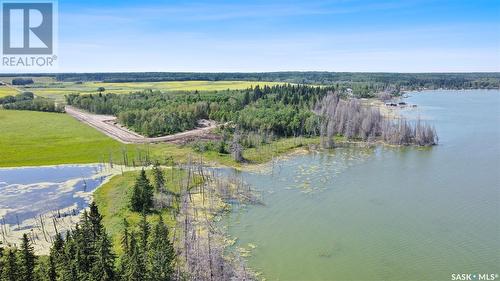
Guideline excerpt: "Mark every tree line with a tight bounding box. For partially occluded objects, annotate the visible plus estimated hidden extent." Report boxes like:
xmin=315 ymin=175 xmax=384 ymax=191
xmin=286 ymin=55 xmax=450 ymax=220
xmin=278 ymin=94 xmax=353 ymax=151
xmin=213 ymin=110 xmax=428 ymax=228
xmin=44 ymin=72 xmax=500 ymax=89
xmin=1 ymin=92 xmax=63 ymax=113
xmin=66 ymin=84 xmax=438 ymax=148
xmin=0 ymin=201 xmax=175 ymax=281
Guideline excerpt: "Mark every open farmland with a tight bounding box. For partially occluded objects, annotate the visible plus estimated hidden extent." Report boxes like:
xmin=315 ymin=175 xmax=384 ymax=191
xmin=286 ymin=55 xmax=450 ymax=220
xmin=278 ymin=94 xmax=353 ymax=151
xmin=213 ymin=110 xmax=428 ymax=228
xmin=11 ymin=79 xmax=283 ymax=101
xmin=0 ymin=86 xmax=19 ymax=97
xmin=0 ymin=110 xmax=132 ymax=167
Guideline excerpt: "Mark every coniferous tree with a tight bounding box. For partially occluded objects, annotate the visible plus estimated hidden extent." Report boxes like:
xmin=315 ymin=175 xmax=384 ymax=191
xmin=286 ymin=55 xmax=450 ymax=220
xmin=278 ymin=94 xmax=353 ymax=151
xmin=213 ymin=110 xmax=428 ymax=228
xmin=152 ymin=162 xmax=165 ymax=192
xmin=130 ymin=178 xmax=143 ymax=212
xmin=75 ymin=213 xmax=96 ymax=280
xmin=18 ymin=234 xmax=36 ymax=281
xmin=138 ymin=213 xmax=150 ymax=257
xmin=130 ymin=169 xmax=154 ymax=212
xmin=124 ymin=235 xmax=146 ymax=281
xmin=91 ymin=234 xmax=116 ymax=281
xmin=119 ymin=219 xmax=131 ymax=279
xmin=1 ymin=248 xmax=18 ymax=281
xmin=46 ymin=233 xmax=64 ymax=281
xmin=59 ymin=231 xmax=78 ymax=281
xmin=148 ymin=215 xmax=175 ymax=281
xmin=88 ymin=201 xmax=104 ymax=239
xmin=141 ymin=172 xmax=154 ymax=213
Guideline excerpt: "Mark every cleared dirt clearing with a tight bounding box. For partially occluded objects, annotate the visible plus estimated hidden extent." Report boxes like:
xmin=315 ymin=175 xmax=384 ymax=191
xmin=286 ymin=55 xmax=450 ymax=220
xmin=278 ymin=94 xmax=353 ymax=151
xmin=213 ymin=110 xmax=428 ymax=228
xmin=65 ymin=106 xmax=220 ymax=144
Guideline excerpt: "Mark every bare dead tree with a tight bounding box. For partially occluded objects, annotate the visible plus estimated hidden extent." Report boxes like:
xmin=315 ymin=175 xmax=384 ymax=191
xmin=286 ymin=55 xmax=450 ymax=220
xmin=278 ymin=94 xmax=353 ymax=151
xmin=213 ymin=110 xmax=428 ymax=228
xmin=315 ymin=91 xmax=438 ymax=146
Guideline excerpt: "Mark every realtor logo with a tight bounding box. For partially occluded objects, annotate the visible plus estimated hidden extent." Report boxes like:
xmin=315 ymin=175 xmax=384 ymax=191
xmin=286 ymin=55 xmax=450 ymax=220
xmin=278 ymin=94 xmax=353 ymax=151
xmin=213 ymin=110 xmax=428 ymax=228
xmin=2 ymin=2 xmax=53 ymax=54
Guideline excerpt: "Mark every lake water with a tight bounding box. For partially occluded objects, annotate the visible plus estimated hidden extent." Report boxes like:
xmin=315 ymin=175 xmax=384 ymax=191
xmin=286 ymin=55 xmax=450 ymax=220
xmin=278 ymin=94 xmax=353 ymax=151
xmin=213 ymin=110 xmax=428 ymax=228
xmin=225 ymin=90 xmax=500 ymax=280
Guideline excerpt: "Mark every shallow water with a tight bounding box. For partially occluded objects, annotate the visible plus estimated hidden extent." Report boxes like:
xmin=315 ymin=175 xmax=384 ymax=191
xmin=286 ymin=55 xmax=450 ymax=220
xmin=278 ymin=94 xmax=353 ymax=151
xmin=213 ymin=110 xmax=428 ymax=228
xmin=0 ymin=164 xmax=108 ymax=227
xmin=225 ymin=90 xmax=500 ymax=280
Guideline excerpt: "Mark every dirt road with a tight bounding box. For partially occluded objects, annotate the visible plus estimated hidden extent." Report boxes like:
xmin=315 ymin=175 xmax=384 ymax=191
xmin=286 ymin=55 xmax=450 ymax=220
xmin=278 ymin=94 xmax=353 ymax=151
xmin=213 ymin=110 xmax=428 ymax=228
xmin=65 ymin=106 xmax=220 ymax=144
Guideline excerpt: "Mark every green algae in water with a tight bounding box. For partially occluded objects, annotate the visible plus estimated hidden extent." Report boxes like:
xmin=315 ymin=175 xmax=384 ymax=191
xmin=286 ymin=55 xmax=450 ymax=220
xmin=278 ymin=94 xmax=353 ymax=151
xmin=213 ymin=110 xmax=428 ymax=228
xmin=224 ymin=90 xmax=500 ymax=281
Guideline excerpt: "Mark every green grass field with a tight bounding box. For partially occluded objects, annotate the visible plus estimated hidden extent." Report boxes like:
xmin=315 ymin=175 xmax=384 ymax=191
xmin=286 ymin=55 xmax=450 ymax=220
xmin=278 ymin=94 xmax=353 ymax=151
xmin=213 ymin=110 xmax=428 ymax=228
xmin=0 ymin=109 xmax=206 ymax=167
xmin=0 ymin=86 xmax=20 ymax=97
xmin=0 ymin=110 xmax=136 ymax=167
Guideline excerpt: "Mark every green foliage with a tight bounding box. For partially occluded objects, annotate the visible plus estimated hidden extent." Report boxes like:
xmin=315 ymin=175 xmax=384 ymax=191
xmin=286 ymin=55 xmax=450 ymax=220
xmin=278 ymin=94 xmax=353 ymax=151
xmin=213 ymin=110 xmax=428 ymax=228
xmin=19 ymin=234 xmax=36 ymax=281
xmin=130 ymin=170 xmax=154 ymax=213
xmin=66 ymin=84 xmax=335 ymax=138
xmin=1 ymin=97 xmax=64 ymax=112
xmin=1 ymin=248 xmax=19 ymax=281
xmin=151 ymin=162 xmax=165 ymax=192
xmin=0 ymin=202 xmax=177 ymax=281
xmin=11 ymin=78 xmax=34 ymax=85
xmin=147 ymin=215 xmax=174 ymax=281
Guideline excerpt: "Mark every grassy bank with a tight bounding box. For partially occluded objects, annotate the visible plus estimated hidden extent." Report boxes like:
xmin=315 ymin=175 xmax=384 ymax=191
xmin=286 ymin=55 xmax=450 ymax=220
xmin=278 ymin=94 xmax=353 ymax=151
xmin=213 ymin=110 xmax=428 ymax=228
xmin=93 ymin=168 xmax=201 ymax=254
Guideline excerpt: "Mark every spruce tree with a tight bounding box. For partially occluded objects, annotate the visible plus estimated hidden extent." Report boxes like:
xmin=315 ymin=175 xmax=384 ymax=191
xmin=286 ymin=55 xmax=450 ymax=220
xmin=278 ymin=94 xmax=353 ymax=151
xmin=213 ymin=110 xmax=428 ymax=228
xmin=75 ymin=212 xmax=96 ymax=280
xmin=18 ymin=234 xmax=36 ymax=281
xmin=121 ymin=218 xmax=130 ymax=254
xmin=119 ymin=219 xmax=131 ymax=279
xmin=1 ymin=248 xmax=18 ymax=281
xmin=152 ymin=162 xmax=165 ymax=192
xmin=91 ymin=234 xmax=116 ymax=281
xmin=88 ymin=201 xmax=104 ymax=239
xmin=130 ymin=178 xmax=143 ymax=212
xmin=148 ymin=215 xmax=175 ymax=281
xmin=130 ymin=169 xmax=154 ymax=212
xmin=60 ymin=232 xmax=78 ymax=281
xmin=46 ymin=233 xmax=64 ymax=281
xmin=47 ymin=254 xmax=57 ymax=281
xmin=138 ymin=213 xmax=150 ymax=256
xmin=125 ymin=235 xmax=146 ymax=281
xmin=141 ymin=171 xmax=154 ymax=212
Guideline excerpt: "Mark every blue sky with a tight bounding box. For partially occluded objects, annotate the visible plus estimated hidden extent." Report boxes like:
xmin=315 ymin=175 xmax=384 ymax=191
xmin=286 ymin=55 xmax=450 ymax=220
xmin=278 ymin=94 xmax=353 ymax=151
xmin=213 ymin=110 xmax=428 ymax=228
xmin=55 ymin=0 xmax=500 ymax=72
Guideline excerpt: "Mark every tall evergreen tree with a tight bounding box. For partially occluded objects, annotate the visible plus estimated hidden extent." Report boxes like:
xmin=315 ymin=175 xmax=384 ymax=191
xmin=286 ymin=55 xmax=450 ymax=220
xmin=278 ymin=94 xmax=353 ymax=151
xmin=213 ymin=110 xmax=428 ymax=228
xmin=130 ymin=178 xmax=143 ymax=212
xmin=130 ymin=169 xmax=154 ymax=212
xmin=75 ymin=213 xmax=96 ymax=280
xmin=124 ymin=235 xmax=146 ymax=281
xmin=141 ymin=172 xmax=154 ymax=212
xmin=148 ymin=215 xmax=175 ymax=281
xmin=152 ymin=162 xmax=165 ymax=192
xmin=88 ymin=201 xmax=104 ymax=239
xmin=1 ymin=248 xmax=18 ymax=281
xmin=119 ymin=219 xmax=131 ymax=279
xmin=91 ymin=234 xmax=116 ymax=281
xmin=138 ymin=213 xmax=150 ymax=256
xmin=18 ymin=234 xmax=36 ymax=281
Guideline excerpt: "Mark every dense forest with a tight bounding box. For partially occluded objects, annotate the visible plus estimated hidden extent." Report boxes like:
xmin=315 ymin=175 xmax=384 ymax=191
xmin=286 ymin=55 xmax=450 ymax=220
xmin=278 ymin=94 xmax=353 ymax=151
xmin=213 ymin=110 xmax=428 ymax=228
xmin=66 ymin=84 xmax=437 ymax=150
xmin=65 ymin=85 xmax=334 ymax=137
